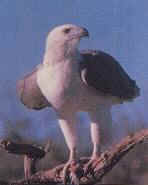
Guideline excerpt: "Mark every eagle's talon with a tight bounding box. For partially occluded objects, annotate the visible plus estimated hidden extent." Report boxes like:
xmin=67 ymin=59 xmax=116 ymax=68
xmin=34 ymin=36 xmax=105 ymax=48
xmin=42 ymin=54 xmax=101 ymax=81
xmin=70 ymin=172 xmax=80 ymax=185
xmin=84 ymin=158 xmax=100 ymax=176
xmin=62 ymin=160 xmax=80 ymax=185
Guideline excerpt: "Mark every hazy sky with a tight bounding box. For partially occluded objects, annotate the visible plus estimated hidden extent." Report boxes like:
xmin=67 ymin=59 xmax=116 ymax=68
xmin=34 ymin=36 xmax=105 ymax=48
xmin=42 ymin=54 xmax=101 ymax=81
xmin=0 ymin=0 xmax=148 ymax=140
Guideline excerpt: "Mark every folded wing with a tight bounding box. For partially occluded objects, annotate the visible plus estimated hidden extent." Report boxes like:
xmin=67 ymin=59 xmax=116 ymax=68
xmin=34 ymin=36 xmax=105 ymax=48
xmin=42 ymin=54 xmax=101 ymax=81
xmin=80 ymin=50 xmax=140 ymax=101
xmin=17 ymin=65 xmax=50 ymax=110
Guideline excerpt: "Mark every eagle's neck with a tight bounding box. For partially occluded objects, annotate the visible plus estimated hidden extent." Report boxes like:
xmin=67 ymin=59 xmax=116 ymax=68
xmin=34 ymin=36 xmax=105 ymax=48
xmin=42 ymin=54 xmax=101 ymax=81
xmin=43 ymin=42 xmax=79 ymax=66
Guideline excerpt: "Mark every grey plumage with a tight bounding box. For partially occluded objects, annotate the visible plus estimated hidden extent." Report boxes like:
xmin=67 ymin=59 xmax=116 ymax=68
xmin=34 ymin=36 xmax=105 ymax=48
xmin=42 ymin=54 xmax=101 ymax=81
xmin=17 ymin=65 xmax=50 ymax=110
xmin=80 ymin=50 xmax=140 ymax=101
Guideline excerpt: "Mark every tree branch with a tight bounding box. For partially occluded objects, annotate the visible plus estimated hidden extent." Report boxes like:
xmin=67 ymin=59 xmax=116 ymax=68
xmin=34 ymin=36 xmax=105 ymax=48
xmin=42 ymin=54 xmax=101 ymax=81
xmin=0 ymin=140 xmax=46 ymax=158
xmin=0 ymin=129 xmax=148 ymax=185
xmin=0 ymin=140 xmax=51 ymax=181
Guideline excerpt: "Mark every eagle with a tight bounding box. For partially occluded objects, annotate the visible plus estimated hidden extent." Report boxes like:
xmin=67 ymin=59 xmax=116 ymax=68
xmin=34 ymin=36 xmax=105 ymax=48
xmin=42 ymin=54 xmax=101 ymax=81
xmin=17 ymin=24 xmax=140 ymax=184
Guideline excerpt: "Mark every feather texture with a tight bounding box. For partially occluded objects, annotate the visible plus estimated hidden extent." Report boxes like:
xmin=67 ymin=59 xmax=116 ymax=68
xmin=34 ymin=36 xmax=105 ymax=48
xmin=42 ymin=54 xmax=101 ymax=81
xmin=80 ymin=50 xmax=140 ymax=101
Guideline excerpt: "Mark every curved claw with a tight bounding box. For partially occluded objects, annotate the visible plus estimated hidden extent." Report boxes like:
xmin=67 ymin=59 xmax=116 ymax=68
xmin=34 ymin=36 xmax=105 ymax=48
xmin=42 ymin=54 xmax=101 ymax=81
xmin=63 ymin=162 xmax=71 ymax=184
xmin=84 ymin=158 xmax=100 ymax=176
xmin=70 ymin=172 xmax=79 ymax=185
xmin=62 ymin=160 xmax=80 ymax=185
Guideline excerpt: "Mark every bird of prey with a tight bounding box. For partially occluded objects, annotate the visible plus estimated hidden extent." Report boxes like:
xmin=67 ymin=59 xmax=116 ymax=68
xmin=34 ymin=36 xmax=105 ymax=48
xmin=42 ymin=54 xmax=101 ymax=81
xmin=17 ymin=24 xmax=140 ymax=184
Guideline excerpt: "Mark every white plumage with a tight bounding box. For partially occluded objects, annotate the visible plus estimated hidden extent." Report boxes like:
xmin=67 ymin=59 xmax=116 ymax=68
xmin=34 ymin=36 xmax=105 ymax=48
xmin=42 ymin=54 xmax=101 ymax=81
xmin=17 ymin=24 xmax=140 ymax=184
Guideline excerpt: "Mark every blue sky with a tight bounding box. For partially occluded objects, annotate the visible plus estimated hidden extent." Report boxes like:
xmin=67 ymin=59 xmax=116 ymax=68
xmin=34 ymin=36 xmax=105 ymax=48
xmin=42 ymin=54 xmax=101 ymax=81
xmin=0 ymin=0 xmax=148 ymax=140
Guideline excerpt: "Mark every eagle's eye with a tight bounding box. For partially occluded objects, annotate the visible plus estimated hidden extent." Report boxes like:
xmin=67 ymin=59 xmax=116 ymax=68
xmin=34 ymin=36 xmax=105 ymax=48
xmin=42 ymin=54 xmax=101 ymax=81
xmin=63 ymin=28 xmax=71 ymax=34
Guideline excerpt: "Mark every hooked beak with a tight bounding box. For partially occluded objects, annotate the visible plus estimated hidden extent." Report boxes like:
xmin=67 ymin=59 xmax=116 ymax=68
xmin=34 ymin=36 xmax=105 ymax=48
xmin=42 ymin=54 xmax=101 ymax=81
xmin=67 ymin=27 xmax=89 ymax=41
xmin=81 ymin=27 xmax=89 ymax=38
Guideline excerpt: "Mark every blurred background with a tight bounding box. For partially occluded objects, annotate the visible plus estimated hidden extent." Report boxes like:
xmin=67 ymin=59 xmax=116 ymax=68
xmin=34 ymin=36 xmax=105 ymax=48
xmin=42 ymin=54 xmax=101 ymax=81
xmin=0 ymin=0 xmax=148 ymax=184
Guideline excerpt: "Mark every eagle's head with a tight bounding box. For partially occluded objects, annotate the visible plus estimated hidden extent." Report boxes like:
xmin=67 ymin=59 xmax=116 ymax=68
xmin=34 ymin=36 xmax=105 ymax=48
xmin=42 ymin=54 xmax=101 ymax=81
xmin=45 ymin=24 xmax=89 ymax=52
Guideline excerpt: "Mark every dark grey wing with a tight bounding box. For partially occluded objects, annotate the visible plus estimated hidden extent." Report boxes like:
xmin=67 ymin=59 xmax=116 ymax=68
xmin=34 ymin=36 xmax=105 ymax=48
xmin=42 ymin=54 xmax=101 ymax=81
xmin=17 ymin=65 xmax=50 ymax=110
xmin=80 ymin=50 xmax=140 ymax=101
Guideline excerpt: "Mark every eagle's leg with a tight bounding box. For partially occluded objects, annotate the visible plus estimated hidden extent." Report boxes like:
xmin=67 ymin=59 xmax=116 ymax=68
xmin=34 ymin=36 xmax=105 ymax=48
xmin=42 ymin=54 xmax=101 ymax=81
xmin=58 ymin=113 xmax=80 ymax=185
xmin=84 ymin=107 xmax=112 ymax=175
xmin=84 ymin=110 xmax=101 ymax=175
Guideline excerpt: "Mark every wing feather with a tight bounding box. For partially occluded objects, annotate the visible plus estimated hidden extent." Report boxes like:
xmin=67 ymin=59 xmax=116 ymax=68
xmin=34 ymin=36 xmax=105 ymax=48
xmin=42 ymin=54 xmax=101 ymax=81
xmin=80 ymin=50 xmax=140 ymax=101
xmin=17 ymin=65 xmax=50 ymax=110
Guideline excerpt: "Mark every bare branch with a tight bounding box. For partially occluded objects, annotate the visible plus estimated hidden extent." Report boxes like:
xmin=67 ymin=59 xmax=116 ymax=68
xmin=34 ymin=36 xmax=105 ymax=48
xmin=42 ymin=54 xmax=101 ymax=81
xmin=0 ymin=140 xmax=50 ymax=180
xmin=0 ymin=129 xmax=148 ymax=185
xmin=0 ymin=140 xmax=46 ymax=158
